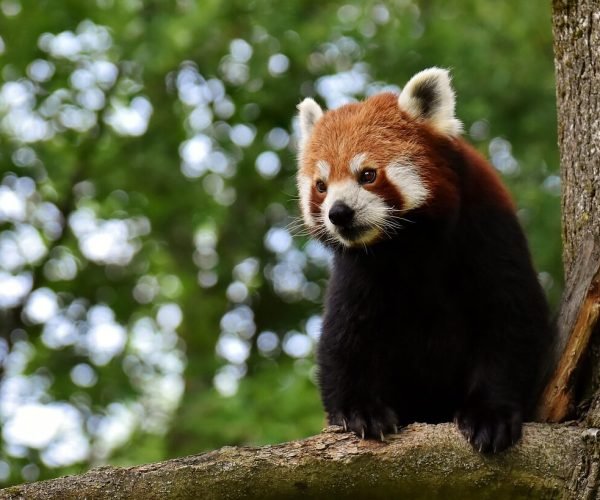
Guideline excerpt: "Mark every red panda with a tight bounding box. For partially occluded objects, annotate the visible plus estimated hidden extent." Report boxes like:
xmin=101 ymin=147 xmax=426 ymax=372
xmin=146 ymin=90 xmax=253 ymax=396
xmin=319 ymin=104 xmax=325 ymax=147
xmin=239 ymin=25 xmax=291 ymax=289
xmin=296 ymin=68 xmax=554 ymax=453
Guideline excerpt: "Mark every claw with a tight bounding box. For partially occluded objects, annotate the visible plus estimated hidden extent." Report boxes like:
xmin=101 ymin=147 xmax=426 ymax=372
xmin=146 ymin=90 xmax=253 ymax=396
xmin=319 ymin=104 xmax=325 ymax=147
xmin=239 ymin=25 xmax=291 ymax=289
xmin=380 ymin=430 xmax=385 ymax=442
xmin=342 ymin=418 xmax=348 ymax=432
xmin=361 ymin=427 xmax=365 ymax=440
xmin=393 ymin=425 xmax=399 ymax=434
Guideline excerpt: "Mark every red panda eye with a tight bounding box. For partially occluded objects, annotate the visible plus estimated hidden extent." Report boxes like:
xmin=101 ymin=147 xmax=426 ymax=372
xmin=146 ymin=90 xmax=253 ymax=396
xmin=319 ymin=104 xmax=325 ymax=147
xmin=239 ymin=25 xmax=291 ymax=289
xmin=316 ymin=180 xmax=327 ymax=193
xmin=359 ymin=169 xmax=377 ymax=185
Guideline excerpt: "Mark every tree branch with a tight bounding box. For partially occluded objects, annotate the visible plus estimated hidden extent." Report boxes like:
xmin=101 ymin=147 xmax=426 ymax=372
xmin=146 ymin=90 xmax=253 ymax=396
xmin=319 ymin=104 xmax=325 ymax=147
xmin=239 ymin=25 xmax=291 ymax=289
xmin=539 ymin=238 xmax=600 ymax=422
xmin=0 ymin=423 xmax=588 ymax=499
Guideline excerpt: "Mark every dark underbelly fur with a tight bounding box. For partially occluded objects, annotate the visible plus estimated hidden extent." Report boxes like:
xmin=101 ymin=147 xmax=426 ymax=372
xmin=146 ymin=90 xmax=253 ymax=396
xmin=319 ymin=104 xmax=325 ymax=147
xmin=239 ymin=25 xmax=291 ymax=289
xmin=316 ymin=209 xmax=555 ymax=453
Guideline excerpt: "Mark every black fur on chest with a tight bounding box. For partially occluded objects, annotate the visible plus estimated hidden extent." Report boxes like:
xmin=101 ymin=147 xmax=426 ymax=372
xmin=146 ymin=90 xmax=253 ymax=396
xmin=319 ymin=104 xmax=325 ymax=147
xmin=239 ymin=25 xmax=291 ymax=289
xmin=316 ymin=207 xmax=554 ymax=450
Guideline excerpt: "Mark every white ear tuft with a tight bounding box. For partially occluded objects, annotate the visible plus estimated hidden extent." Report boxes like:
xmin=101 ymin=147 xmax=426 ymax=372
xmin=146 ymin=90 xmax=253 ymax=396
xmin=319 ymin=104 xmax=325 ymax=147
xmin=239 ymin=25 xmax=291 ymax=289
xmin=398 ymin=67 xmax=463 ymax=136
xmin=297 ymin=98 xmax=323 ymax=144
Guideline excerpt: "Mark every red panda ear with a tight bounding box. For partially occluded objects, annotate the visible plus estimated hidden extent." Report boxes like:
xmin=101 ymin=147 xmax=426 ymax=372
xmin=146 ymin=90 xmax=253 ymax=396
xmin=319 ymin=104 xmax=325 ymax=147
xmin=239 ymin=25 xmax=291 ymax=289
xmin=398 ymin=67 xmax=463 ymax=137
xmin=297 ymin=98 xmax=323 ymax=149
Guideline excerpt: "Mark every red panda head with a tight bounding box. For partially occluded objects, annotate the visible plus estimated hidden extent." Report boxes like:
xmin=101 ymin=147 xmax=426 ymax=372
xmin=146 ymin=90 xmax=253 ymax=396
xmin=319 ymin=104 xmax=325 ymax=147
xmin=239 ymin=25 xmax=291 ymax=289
xmin=296 ymin=67 xmax=464 ymax=248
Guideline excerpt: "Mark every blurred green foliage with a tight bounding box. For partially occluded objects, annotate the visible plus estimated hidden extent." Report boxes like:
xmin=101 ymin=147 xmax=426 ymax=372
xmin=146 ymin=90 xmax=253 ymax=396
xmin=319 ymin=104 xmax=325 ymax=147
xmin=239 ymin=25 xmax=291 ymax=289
xmin=0 ymin=0 xmax=560 ymax=486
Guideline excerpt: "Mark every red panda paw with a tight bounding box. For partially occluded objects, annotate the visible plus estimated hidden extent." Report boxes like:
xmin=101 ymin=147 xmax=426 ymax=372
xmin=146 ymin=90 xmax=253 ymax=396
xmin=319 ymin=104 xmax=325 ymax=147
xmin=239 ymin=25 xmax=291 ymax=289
xmin=455 ymin=404 xmax=522 ymax=454
xmin=330 ymin=406 xmax=398 ymax=441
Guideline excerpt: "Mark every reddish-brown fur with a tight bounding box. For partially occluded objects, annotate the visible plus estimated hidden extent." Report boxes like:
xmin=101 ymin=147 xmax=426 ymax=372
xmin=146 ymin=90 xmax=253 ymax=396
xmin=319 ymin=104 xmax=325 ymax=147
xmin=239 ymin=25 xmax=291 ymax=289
xmin=300 ymin=92 xmax=514 ymax=219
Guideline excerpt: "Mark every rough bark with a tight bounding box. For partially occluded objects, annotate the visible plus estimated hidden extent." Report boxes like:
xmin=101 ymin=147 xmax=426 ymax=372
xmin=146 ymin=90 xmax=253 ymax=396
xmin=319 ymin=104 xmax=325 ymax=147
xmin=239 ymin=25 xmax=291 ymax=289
xmin=554 ymin=0 xmax=600 ymax=278
xmin=538 ymin=0 xmax=600 ymax=423
xmin=539 ymin=238 xmax=600 ymax=421
xmin=0 ymin=424 xmax=591 ymax=500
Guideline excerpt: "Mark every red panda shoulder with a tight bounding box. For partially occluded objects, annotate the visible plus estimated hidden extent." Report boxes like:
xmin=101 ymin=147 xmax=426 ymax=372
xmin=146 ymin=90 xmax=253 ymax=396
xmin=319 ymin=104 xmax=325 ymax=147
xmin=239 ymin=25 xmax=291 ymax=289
xmin=455 ymin=139 xmax=516 ymax=212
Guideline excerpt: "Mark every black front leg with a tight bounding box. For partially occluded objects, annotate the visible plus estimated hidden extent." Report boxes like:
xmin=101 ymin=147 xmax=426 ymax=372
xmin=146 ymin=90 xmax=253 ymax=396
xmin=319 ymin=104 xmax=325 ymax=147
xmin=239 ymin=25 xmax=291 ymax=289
xmin=327 ymin=402 xmax=398 ymax=441
xmin=455 ymin=298 xmax=547 ymax=453
xmin=455 ymin=386 xmax=523 ymax=453
xmin=454 ymin=208 xmax=553 ymax=453
xmin=318 ymin=250 xmax=410 ymax=440
xmin=317 ymin=332 xmax=398 ymax=440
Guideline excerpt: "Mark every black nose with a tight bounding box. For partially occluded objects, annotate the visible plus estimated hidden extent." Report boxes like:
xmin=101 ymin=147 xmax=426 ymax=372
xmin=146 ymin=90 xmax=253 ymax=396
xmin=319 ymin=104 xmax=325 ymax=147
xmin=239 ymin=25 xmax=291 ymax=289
xmin=328 ymin=202 xmax=355 ymax=227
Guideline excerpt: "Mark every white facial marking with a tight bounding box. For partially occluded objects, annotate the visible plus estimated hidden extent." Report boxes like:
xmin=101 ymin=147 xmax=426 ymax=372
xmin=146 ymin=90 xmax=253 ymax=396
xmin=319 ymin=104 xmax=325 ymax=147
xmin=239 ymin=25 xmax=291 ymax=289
xmin=317 ymin=160 xmax=330 ymax=180
xmin=297 ymin=173 xmax=315 ymax=227
xmin=349 ymin=153 xmax=368 ymax=176
xmin=297 ymin=98 xmax=324 ymax=147
xmin=322 ymin=181 xmax=359 ymax=221
xmin=385 ymin=160 xmax=429 ymax=210
xmin=322 ymin=180 xmax=390 ymax=247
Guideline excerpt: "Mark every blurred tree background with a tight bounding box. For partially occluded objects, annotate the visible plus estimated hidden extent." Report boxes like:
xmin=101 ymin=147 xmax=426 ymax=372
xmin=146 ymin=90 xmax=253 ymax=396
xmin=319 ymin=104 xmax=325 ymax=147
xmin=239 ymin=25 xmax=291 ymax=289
xmin=0 ymin=0 xmax=560 ymax=487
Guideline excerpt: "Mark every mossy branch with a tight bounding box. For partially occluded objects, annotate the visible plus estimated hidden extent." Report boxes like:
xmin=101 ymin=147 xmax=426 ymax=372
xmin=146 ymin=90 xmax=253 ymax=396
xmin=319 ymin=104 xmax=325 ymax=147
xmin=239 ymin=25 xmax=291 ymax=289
xmin=0 ymin=423 xmax=591 ymax=499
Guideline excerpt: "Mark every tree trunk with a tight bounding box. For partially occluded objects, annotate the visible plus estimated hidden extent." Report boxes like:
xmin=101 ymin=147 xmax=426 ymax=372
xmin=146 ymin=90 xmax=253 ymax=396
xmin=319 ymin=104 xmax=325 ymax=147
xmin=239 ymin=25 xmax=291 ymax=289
xmin=554 ymin=0 xmax=600 ymax=276
xmin=538 ymin=0 xmax=600 ymax=423
xmin=2 ymin=1 xmax=600 ymax=499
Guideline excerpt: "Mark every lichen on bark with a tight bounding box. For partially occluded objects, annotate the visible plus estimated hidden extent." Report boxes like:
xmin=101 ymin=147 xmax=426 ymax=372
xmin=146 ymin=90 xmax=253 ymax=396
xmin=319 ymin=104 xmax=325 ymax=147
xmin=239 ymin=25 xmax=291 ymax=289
xmin=0 ymin=424 xmax=588 ymax=500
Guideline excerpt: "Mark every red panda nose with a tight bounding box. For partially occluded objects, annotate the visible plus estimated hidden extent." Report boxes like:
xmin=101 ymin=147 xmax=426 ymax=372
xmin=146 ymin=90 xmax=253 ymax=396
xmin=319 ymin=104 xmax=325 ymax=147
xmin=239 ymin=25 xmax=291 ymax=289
xmin=328 ymin=201 xmax=355 ymax=227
